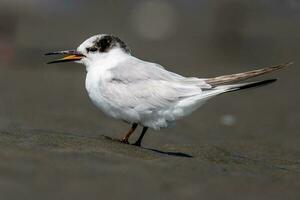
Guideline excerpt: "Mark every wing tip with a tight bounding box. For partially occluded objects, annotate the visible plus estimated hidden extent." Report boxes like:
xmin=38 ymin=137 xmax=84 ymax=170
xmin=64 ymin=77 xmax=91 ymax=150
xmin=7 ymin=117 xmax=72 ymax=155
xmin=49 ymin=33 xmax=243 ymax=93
xmin=275 ymin=62 xmax=293 ymax=69
xmin=235 ymin=78 xmax=277 ymax=91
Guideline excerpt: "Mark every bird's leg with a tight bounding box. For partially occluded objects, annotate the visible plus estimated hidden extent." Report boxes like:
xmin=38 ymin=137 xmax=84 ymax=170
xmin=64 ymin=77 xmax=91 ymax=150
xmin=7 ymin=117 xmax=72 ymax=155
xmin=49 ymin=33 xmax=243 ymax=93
xmin=133 ymin=127 xmax=148 ymax=147
xmin=118 ymin=123 xmax=138 ymax=144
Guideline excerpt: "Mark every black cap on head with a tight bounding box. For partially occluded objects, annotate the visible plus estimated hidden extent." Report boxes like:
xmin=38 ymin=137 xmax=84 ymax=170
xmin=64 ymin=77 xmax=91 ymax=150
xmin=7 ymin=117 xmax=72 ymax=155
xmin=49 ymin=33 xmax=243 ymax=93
xmin=86 ymin=35 xmax=131 ymax=54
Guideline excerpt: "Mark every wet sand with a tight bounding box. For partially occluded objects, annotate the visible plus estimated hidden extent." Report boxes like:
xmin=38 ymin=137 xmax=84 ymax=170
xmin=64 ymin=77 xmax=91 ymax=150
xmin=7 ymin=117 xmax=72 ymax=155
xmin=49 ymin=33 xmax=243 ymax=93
xmin=0 ymin=127 xmax=299 ymax=200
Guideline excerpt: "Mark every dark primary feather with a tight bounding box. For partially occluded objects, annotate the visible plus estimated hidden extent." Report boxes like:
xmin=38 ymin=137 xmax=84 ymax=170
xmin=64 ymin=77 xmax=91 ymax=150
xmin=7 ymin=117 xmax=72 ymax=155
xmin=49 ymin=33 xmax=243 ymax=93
xmin=225 ymin=79 xmax=277 ymax=93
xmin=206 ymin=62 xmax=292 ymax=87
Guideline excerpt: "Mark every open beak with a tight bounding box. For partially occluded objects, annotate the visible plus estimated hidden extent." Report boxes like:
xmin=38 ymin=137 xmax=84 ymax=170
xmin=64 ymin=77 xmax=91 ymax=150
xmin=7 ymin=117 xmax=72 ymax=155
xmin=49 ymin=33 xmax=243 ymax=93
xmin=45 ymin=50 xmax=85 ymax=64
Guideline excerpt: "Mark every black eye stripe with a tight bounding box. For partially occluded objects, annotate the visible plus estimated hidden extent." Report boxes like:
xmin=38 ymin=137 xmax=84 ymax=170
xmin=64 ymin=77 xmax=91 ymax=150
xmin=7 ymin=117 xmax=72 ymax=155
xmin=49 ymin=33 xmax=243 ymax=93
xmin=86 ymin=47 xmax=98 ymax=53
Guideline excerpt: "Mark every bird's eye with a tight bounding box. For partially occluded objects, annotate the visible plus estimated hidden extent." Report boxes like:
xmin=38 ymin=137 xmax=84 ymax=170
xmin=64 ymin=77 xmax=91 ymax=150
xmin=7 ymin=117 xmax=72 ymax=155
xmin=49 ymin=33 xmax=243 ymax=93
xmin=86 ymin=47 xmax=98 ymax=53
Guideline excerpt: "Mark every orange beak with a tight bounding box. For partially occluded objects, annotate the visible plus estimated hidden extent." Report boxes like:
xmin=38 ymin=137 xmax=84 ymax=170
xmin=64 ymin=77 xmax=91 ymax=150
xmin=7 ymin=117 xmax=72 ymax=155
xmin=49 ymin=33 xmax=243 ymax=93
xmin=45 ymin=50 xmax=85 ymax=64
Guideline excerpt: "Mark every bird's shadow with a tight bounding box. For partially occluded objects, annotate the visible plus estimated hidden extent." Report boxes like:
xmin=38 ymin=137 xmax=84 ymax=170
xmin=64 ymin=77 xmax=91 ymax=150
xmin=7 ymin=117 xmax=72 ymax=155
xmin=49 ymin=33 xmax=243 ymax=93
xmin=141 ymin=147 xmax=193 ymax=158
xmin=103 ymin=135 xmax=192 ymax=158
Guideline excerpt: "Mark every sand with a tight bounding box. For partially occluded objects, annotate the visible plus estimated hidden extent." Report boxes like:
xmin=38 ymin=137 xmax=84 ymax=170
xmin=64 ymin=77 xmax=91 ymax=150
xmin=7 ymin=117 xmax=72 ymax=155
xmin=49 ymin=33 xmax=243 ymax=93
xmin=0 ymin=128 xmax=299 ymax=200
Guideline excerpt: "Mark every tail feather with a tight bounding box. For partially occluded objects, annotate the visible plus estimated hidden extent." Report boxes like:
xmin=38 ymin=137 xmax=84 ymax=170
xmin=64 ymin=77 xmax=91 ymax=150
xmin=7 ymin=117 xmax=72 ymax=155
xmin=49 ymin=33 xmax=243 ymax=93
xmin=206 ymin=62 xmax=291 ymax=87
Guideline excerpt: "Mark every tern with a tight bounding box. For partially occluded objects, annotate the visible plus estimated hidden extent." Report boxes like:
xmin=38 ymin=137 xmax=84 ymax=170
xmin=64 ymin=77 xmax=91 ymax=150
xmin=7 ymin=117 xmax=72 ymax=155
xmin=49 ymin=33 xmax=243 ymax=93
xmin=46 ymin=34 xmax=290 ymax=146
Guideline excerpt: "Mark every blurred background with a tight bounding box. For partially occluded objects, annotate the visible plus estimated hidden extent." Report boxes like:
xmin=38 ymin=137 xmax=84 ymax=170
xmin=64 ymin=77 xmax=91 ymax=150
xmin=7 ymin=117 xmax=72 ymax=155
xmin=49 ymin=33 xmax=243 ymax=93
xmin=0 ymin=0 xmax=299 ymax=199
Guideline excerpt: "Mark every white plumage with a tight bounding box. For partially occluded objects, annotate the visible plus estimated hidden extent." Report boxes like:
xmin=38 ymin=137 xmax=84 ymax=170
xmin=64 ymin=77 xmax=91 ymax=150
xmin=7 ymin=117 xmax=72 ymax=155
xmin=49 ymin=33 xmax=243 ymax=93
xmin=84 ymin=48 xmax=213 ymax=129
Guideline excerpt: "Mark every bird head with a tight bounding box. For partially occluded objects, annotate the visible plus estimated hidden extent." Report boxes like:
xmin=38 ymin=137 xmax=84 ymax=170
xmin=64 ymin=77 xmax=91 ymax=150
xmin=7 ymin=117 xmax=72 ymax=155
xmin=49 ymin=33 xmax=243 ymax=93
xmin=46 ymin=34 xmax=131 ymax=66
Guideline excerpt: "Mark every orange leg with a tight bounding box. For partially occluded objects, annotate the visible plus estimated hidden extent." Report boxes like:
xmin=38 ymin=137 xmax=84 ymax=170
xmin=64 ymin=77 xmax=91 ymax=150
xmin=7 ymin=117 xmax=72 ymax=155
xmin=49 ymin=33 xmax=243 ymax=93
xmin=118 ymin=123 xmax=138 ymax=144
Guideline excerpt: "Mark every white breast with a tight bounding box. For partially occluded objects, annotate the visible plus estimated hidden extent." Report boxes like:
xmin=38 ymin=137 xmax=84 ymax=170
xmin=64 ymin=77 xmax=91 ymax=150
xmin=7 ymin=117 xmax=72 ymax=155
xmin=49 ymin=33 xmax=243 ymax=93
xmin=84 ymin=49 xmax=137 ymax=121
xmin=85 ymin=67 xmax=113 ymax=116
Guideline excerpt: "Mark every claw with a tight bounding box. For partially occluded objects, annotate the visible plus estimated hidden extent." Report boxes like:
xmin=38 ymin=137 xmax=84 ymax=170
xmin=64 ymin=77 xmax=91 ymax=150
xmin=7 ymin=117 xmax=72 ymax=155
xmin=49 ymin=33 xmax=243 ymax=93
xmin=104 ymin=136 xmax=130 ymax=144
xmin=110 ymin=137 xmax=130 ymax=144
xmin=119 ymin=138 xmax=130 ymax=144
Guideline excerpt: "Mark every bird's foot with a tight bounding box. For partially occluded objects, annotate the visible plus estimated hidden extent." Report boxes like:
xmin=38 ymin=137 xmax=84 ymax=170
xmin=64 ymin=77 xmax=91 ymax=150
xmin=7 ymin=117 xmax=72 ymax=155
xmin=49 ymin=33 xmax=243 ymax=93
xmin=111 ymin=138 xmax=130 ymax=144
xmin=132 ymin=141 xmax=142 ymax=147
xmin=119 ymin=138 xmax=130 ymax=144
xmin=103 ymin=136 xmax=130 ymax=144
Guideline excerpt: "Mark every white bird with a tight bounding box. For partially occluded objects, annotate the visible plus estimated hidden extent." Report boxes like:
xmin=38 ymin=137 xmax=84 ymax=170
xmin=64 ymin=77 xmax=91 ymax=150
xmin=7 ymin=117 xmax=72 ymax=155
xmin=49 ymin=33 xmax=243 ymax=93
xmin=46 ymin=34 xmax=290 ymax=146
